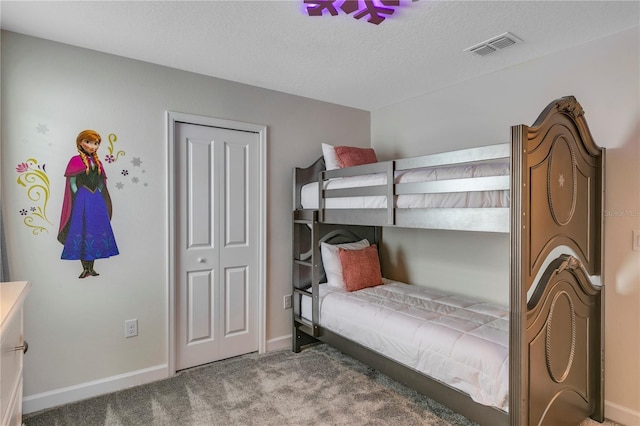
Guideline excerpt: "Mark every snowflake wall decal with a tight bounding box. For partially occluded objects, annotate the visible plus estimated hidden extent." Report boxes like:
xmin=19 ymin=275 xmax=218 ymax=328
xmin=304 ymin=0 xmax=405 ymax=25
xmin=35 ymin=123 xmax=50 ymax=134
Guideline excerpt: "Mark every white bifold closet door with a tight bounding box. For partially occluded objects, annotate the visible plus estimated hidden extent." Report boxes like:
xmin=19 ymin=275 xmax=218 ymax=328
xmin=175 ymin=122 xmax=259 ymax=371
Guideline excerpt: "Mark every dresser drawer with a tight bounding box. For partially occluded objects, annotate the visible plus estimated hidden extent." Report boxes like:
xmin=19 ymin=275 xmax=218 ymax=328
xmin=2 ymin=376 xmax=22 ymax=426
xmin=1 ymin=281 xmax=30 ymax=426
xmin=1 ymin=308 xmax=24 ymax=426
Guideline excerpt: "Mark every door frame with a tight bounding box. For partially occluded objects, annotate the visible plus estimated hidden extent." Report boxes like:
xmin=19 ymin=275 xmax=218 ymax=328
xmin=166 ymin=111 xmax=267 ymax=375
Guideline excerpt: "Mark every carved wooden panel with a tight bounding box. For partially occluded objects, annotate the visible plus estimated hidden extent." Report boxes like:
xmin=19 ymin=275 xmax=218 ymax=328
xmin=526 ymin=256 xmax=601 ymax=426
xmin=510 ymin=96 xmax=604 ymax=426
xmin=523 ymin=97 xmax=603 ymax=292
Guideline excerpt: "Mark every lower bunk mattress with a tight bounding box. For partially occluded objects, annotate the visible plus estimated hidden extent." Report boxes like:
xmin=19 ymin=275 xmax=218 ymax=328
xmin=300 ymin=280 xmax=509 ymax=411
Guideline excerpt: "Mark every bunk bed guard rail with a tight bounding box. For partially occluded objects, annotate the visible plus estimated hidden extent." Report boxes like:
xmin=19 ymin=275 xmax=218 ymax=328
xmin=316 ymin=143 xmax=511 ymax=232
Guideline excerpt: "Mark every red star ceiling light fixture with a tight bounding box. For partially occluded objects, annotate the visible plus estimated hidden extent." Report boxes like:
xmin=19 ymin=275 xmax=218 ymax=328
xmin=303 ymin=0 xmax=418 ymax=25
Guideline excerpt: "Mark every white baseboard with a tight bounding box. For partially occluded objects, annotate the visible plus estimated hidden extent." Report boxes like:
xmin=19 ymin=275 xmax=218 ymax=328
xmin=266 ymin=334 xmax=291 ymax=352
xmin=23 ymin=364 xmax=169 ymax=415
xmin=605 ymin=400 xmax=640 ymax=426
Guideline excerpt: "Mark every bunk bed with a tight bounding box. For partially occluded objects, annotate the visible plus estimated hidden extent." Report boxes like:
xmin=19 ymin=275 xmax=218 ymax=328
xmin=291 ymin=96 xmax=604 ymax=426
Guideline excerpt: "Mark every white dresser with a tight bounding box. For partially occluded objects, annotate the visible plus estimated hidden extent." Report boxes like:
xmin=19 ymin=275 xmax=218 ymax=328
xmin=1 ymin=281 xmax=30 ymax=426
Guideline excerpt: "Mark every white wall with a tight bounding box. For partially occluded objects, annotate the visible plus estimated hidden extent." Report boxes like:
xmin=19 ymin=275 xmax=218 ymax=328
xmin=372 ymin=27 xmax=640 ymax=425
xmin=0 ymin=31 xmax=370 ymax=411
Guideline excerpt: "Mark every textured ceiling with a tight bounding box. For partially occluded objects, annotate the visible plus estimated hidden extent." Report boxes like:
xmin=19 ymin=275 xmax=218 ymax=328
xmin=1 ymin=1 xmax=639 ymax=111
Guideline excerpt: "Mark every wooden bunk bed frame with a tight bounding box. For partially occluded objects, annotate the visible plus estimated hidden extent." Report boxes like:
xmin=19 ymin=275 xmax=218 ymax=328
xmin=291 ymin=96 xmax=605 ymax=426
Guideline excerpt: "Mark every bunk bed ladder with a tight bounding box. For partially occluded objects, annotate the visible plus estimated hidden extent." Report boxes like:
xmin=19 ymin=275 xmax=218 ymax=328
xmin=292 ymin=210 xmax=321 ymax=352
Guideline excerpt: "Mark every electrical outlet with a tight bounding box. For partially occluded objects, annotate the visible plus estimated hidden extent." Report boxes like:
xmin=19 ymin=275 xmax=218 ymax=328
xmin=125 ymin=319 xmax=138 ymax=338
xmin=284 ymin=294 xmax=292 ymax=310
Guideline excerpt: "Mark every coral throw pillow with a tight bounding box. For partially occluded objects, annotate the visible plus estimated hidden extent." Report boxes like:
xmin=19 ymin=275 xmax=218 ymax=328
xmin=334 ymin=146 xmax=378 ymax=168
xmin=338 ymin=244 xmax=383 ymax=292
xmin=321 ymin=239 xmax=370 ymax=289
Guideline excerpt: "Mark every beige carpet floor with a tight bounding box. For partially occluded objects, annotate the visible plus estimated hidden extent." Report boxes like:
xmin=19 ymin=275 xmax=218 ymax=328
xmin=23 ymin=344 xmax=622 ymax=426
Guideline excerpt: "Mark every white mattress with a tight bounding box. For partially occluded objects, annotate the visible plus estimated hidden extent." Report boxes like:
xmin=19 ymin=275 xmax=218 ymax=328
xmin=301 ymin=280 xmax=509 ymax=411
xmin=301 ymin=162 xmax=510 ymax=209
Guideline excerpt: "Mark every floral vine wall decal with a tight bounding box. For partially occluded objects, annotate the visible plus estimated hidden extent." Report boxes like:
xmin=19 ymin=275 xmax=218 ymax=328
xmin=304 ymin=0 xmax=402 ymax=25
xmin=104 ymin=133 xmax=126 ymax=163
xmin=16 ymin=158 xmax=53 ymax=235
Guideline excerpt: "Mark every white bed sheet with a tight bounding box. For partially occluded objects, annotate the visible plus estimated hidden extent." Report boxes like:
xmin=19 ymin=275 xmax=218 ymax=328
xmin=301 ymin=280 xmax=509 ymax=411
xmin=301 ymin=162 xmax=510 ymax=209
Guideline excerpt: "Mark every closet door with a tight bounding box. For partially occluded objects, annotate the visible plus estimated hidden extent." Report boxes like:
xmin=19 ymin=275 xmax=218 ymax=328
xmin=175 ymin=122 xmax=259 ymax=371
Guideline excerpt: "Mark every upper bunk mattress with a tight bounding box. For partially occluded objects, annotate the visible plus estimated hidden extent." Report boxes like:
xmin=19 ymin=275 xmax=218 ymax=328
xmin=301 ymin=162 xmax=510 ymax=209
xmin=301 ymin=280 xmax=509 ymax=411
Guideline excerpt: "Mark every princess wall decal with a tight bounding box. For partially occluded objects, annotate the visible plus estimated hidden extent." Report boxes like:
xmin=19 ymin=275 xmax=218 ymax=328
xmin=57 ymin=130 xmax=119 ymax=278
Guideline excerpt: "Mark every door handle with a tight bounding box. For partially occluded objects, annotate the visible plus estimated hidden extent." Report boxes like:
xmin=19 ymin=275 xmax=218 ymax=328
xmin=197 ymin=258 xmax=207 ymax=263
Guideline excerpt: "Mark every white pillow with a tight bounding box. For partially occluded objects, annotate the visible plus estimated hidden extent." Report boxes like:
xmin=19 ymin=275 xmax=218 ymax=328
xmin=322 ymin=143 xmax=341 ymax=171
xmin=321 ymin=239 xmax=370 ymax=289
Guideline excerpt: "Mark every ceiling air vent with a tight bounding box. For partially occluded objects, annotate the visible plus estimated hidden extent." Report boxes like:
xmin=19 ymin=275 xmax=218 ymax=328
xmin=464 ymin=32 xmax=522 ymax=57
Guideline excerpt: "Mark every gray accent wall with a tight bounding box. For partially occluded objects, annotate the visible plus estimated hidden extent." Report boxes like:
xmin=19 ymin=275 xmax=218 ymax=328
xmin=1 ymin=30 xmax=369 ymax=409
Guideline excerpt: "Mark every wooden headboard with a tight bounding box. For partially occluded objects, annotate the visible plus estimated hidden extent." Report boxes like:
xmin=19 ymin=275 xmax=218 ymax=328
xmin=510 ymin=96 xmax=605 ymax=426
xmin=511 ymin=95 xmax=604 ymax=293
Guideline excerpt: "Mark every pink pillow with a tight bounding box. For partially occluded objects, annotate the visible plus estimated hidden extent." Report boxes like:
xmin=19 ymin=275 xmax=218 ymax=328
xmin=338 ymin=244 xmax=383 ymax=292
xmin=334 ymin=146 xmax=378 ymax=168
